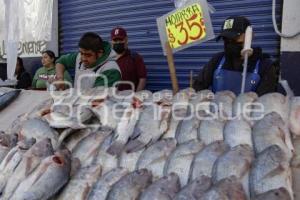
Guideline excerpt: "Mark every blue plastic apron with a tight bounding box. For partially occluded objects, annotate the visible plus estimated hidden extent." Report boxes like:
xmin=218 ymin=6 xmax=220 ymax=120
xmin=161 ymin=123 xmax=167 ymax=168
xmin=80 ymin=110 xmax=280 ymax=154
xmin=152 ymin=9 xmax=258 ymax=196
xmin=212 ymin=56 xmax=261 ymax=95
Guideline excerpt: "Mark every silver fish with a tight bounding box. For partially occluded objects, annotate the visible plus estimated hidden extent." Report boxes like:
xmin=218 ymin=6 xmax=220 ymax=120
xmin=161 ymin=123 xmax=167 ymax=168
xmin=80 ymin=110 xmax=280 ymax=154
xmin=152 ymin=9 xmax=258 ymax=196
xmin=2 ymin=138 xmax=54 ymax=199
xmin=88 ymin=167 xmax=128 ymax=200
xmin=289 ymin=97 xmax=300 ymax=137
xmin=0 ymin=138 xmax=36 ymax=193
xmin=175 ymin=175 xmax=212 ymax=200
xmin=212 ymin=144 xmax=254 ymax=199
xmin=163 ymin=91 xmax=189 ymax=139
xmin=252 ymin=112 xmax=293 ymax=159
xmin=189 ymin=141 xmax=229 ymax=181
xmin=0 ymin=89 xmax=21 ymax=111
xmin=0 ymin=132 xmax=18 ymax=163
xmin=19 ymin=118 xmax=59 ymax=148
xmin=107 ymin=169 xmax=152 ymax=200
xmin=232 ymin=92 xmax=258 ymax=121
xmin=249 ymin=145 xmax=293 ymax=199
xmin=56 ymin=165 xmax=102 ymax=200
xmin=164 ymin=139 xmax=204 ymax=186
xmin=125 ymin=102 xmax=171 ymax=153
xmin=201 ymin=176 xmax=247 ymax=200
xmin=211 ymin=90 xmax=236 ymax=120
xmin=94 ymin=134 xmax=118 ymax=174
xmin=140 ymin=173 xmax=180 ymax=200
xmin=136 ymin=138 xmax=177 ymax=180
xmin=11 ymin=149 xmax=72 ymax=200
xmin=72 ymin=128 xmax=111 ymax=167
xmin=198 ymin=119 xmax=225 ymax=145
xmin=224 ymin=119 xmax=253 ymax=148
xmin=107 ymin=103 xmax=142 ymax=156
xmin=118 ymin=148 xmax=145 ymax=172
xmin=253 ymin=187 xmax=291 ymax=200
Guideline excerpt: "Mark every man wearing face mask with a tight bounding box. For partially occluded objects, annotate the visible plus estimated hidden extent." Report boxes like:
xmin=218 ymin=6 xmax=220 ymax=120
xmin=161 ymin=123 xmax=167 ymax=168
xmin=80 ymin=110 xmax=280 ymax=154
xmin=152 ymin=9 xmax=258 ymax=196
xmin=111 ymin=27 xmax=147 ymax=91
xmin=193 ymin=16 xmax=278 ymax=96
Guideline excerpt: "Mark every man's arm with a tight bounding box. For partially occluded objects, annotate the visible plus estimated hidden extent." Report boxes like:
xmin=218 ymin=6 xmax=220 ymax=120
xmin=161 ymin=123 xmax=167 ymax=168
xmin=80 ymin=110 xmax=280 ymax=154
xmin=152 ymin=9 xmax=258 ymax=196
xmin=136 ymin=78 xmax=146 ymax=91
xmin=54 ymin=53 xmax=77 ymax=90
xmin=55 ymin=63 xmax=66 ymax=90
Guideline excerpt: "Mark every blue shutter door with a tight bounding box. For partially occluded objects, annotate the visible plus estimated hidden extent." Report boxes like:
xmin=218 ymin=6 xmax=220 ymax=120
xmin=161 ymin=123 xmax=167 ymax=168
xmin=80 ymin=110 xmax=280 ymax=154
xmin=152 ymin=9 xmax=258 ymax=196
xmin=59 ymin=0 xmax=282 ymax=91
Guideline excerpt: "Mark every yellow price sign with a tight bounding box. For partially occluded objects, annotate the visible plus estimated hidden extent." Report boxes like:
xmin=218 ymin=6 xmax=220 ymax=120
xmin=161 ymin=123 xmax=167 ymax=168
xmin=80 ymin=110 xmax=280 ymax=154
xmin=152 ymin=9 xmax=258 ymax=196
xmin=165 ymin=3 xmax=207 ymax=49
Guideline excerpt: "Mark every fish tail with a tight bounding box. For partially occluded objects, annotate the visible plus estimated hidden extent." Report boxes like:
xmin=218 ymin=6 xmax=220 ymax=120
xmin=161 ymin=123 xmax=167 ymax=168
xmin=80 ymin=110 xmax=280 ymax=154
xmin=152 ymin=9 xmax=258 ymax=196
xmin=107 ymin=142 xmax=124 ymax=156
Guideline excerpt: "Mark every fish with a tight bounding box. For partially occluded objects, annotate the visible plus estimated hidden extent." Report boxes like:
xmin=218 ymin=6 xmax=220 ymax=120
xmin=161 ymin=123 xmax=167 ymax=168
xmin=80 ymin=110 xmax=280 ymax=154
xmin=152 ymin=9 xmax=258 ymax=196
xmin=88 ymin=167 xmax=128 ymax=200
xmin=11 ymin=149 xmax=72 ymax=200
xmin=252 ymin=92 xmax=290 ymax=123
xmin=252 ymin=112 xmax=293 ymax=159
xmin=212 ymin=144 xmax=254 ymax=199
xmin=291 ymin=137 xmax=300 ymax=200
xmin=289 ymin=97 xmax=300 ymax=137
xmin=107 ymin=169 xmax=152 ymax=200
xmin=249 ymin=145 xmax=293 ymax=199
xmin=198 ymin=119 xmax=225 ymax=145
xmin=175 ymin=105 xmax=200 ymax=144
xmin=136 ymin=138 xmax=177 ymax=180
xmin=118 ymin=148 xmax=145 ymax=172
xmin=232 ymin=92 xmax=258 ymax=121
xmin=211 ymin=90 xmax=236 ymax=120
xmin=0 ymin=138 xmax=36 ymax=193
xmin=0 ymin=89 xmax=21 ymax=111
xmin=164 ymin=139 xmax=204 ymax=186
xmin=71 ymin=128 xmax=112 ymax=167
xmin=125 ymin=103 xmax=170 ymax=153
xmin=56 ymin=165 xmax=102 ymax=200
xmin=163 ymin=91 xmax=189 ymax=139
xmin=253 ymin=187 xmax=291 ymax=200
xmin=140 ymin=173 xmax=180 ymax=200
xmin=2 ymin=138 xmax=54 ymax=199
xmin=94 ymin=134 xmax=118 ymax=174
xmin=189 ymin=141 xmax=229 ymax=181
xmin=107 ymin=100 xmax=142 ymax=156
xmin=201 ymin=176 xmax=247 ymax=200
xmin=224 ymin=119 xmax=253 ymax=148
xmin=19 ymin=118 xmax=59 ymax=148
xmin=63 ymin=128 xmax=93 ymax=152
xmin=174 ymin=175 xmax=212 ymax=200
xmin=0 ymin=132 xmax=18 ymax=163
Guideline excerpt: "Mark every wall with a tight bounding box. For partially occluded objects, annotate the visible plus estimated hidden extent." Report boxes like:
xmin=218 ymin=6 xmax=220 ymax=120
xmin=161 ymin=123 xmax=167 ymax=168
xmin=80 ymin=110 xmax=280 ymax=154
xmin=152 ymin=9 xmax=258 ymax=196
xmin=280 ymin=0 xmax=300 ymax=95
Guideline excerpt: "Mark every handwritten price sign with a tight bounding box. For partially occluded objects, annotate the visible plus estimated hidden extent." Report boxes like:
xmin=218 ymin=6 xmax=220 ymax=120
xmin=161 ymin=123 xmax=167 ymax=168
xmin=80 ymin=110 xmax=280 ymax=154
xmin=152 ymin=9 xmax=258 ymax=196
xmin=165 ymin=3 xmax=206 ymax=49
xmin=157 ymin=0 xmax=214 ymax=55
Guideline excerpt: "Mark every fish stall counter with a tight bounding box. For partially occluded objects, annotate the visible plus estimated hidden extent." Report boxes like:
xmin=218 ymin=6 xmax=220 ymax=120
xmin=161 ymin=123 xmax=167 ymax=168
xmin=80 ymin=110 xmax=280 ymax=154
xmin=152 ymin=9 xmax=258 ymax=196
xmin=0 ymin=88 xmax=51 ymax=131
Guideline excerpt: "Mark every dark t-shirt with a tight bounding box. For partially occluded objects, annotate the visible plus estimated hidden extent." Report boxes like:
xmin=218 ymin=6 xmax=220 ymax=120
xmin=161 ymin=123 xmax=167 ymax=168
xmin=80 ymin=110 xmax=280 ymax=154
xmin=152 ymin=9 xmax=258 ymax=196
xmin=116 ymin=50 xmax=147 ymax=91
xmin=16 ymin=71 xmax=31 ymax=89
xmin=192 ymin=47 xmax=278 ymax=96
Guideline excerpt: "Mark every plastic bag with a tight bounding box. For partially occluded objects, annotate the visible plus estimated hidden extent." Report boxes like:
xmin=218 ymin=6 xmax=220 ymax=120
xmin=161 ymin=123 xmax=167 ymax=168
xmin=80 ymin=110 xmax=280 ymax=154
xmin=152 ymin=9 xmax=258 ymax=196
xmin=21 ymin=0 xmax=54 ymax=41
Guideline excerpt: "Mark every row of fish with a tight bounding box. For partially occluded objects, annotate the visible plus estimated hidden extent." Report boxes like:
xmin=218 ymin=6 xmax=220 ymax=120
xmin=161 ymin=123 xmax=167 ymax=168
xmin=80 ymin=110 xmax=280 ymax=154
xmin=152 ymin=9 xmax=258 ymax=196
xmin=0 ymin=86 xmax=299 ymax=199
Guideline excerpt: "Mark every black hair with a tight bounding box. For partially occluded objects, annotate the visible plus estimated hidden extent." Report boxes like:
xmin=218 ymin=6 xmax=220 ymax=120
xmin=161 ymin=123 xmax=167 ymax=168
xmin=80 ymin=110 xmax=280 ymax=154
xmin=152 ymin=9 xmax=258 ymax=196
xmin=42 ymin=50 xmax=56 ymax=60
xmin=15 ymin=57 xmax=25 ymax=77
xmin=78 ymin=32 xmax=103 ymax=52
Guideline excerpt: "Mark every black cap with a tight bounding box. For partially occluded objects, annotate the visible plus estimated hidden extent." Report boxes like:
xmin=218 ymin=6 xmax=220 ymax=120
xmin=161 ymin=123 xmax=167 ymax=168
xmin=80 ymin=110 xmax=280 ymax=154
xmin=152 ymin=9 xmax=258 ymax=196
xmin=216 ymin=16 xmax=251 ymax=41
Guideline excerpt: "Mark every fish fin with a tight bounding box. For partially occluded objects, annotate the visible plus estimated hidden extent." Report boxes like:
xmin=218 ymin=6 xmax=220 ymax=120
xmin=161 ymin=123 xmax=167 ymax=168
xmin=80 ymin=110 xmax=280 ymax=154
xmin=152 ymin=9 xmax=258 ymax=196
xmin=57 ymin=128 xmax=74 ymax=148
xmin=124 ymin=140 xmax=145 ymax=153
xmin=106 ymin=142 xmax=124 ymax=156
xmin=70 ymin=157 xmax=81 ymax=177
xmin=263 ymin=164 xmax=287 ymax=179
xmin=130 ymin=127 xmax=142 ymax=140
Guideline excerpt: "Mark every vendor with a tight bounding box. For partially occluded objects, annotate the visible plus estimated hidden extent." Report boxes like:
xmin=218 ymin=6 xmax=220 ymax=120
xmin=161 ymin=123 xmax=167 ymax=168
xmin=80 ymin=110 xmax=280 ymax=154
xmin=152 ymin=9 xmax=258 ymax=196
xmin=32 ymin=50 xmax=72 ymax=90
xmin=193 ymin=16 xmax=278 ymax=96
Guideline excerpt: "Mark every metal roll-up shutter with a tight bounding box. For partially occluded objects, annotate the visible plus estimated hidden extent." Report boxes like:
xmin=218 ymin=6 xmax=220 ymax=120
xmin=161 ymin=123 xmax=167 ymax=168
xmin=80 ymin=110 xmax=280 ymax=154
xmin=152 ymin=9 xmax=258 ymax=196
xmin=58 ymin=0 xmax=282 ymax=91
